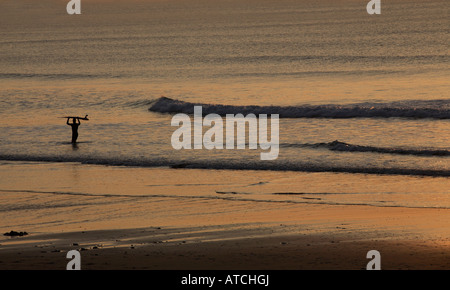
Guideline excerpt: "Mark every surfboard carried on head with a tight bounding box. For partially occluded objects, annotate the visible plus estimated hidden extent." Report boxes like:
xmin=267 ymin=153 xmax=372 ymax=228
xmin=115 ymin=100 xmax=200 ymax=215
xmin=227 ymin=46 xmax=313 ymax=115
xmin=60 ymin=115 xmax=89 ymax=120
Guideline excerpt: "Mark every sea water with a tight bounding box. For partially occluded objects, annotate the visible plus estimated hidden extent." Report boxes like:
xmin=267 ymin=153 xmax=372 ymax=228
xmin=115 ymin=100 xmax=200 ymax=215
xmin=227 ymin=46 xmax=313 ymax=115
xmin=0 ymin=0 xmax=448 ymax=227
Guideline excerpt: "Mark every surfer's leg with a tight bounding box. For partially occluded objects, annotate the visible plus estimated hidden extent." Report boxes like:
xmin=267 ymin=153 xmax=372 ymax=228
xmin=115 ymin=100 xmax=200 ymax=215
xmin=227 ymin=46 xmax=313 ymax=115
xmin=72 ymin=132 xmax=78 ymax=143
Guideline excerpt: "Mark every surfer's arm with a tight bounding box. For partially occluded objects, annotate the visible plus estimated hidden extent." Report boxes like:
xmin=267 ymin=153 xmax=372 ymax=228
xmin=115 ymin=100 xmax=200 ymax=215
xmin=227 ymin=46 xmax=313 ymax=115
xmin=66 ymin=118 xmax=70 ymax=125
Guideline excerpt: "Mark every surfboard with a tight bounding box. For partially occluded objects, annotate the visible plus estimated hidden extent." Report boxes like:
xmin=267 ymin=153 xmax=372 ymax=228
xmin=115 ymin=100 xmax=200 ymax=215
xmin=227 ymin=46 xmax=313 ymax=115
xmin=60 ymin=115 xmax=89 ymax=120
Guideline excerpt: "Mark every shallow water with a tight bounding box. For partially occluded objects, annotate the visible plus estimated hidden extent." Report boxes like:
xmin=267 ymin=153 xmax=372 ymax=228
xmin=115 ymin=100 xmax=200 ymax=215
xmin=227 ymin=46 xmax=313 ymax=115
xmin=1 ymin=162 xmax=449 ymax=234
xmin=0 ymin=0 xmax=448 ymax=225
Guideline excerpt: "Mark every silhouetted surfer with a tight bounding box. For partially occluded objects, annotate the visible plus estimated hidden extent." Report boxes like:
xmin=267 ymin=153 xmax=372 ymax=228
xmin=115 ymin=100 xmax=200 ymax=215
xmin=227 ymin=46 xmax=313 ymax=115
xmin=67 ymin=117 xmax=81 ymax=143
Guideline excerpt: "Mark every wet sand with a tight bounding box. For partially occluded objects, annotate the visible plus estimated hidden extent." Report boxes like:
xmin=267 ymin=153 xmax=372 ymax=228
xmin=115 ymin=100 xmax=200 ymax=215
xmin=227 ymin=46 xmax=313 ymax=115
xmin=1 ymin=203 xmax=449 ymax=270
xmin=0 ymin=162 xmax=449 ymax=270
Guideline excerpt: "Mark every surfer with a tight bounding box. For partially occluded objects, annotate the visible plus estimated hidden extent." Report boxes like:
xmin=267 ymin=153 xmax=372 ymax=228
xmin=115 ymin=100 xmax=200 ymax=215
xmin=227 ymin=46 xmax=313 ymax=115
xmin=67 ymin=117 xmax=81 ymax=143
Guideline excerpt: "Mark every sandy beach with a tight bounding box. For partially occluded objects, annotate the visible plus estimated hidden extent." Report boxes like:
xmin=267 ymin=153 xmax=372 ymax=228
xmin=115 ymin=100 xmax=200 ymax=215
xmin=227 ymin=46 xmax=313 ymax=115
xmin=1 ymin=206 xmax=449 ymax=270
xmin=1 ymin=0 xmax=449 ymax=276
xmin=1 ymin=162 xmax=449 ymax=270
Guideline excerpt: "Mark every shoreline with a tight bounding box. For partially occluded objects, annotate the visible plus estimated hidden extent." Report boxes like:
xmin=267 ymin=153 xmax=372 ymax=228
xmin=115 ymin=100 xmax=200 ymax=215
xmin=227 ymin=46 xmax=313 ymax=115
xmin=1 ymin=204 xmax=449 ymax=270
xmin=1 ymin=162 xmax=449 ymax=270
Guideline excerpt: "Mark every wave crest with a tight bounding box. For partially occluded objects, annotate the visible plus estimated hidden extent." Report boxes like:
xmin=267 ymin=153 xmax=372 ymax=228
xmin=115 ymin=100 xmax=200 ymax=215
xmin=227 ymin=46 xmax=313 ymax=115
xmin=148 ymin=97 xmax=450 ymax=119
xmin=282 ymin=140 xmax=450 ymax=157
xmin=1 ymin=154 xmax=448 ymax=177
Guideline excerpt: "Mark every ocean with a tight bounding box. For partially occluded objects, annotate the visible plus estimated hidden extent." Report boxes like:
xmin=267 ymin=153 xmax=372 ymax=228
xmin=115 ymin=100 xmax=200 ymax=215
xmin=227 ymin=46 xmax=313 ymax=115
xmin=0 ymin=0 xmax=449 ymax=232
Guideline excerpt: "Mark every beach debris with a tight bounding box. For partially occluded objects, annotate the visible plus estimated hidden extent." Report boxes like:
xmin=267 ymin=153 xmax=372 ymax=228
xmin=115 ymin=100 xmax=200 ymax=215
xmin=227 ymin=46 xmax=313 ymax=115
xmin=92 ymin=244 xmax=102 ymax=249
xmin=3 ymin=231 xmax=28 ymax=237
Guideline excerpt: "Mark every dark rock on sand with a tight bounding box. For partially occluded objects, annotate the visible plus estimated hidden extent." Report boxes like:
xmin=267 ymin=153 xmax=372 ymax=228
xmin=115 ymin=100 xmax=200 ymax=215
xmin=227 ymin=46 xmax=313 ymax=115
xmin=3 ymin=231 xmax=28 ymax=237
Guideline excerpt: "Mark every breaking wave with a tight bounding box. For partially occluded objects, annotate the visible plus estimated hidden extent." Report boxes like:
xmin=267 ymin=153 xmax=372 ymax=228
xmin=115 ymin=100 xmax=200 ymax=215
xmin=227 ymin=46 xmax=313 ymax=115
xmin=281 ymin=140 xmax=450 ymax=157
xmin=148 ymin=97 xmax=450 ymax=119
xmin=0 ymin=154 xmax=448 ymax=177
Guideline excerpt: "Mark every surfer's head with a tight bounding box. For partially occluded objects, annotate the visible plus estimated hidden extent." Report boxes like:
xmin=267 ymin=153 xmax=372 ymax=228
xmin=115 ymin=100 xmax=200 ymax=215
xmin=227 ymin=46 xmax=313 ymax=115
xmin=72 ymin=118 xmax=77 ymax=122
